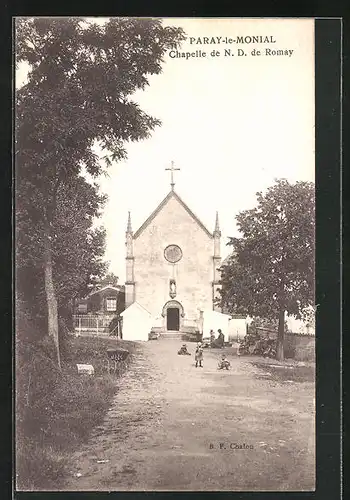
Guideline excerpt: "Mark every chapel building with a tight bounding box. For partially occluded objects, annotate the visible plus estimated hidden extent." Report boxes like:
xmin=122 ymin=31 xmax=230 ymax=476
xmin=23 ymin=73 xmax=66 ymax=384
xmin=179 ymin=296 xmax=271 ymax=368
xmin=125 ymin=174 xmax=222 ymax=336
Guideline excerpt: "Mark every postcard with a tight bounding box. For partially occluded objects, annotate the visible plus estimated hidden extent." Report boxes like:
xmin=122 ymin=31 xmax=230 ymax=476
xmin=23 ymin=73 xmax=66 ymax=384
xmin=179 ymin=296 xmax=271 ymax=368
xmin=15 ymin=17 xmax=317 ymax=492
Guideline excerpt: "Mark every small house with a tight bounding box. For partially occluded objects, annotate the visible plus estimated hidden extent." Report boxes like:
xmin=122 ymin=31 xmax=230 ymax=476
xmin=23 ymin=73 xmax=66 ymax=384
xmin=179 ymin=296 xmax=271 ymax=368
xmin=74 ymin=285 xmax=125 ymax=336
xmin=202 ymin=309 xmax=232 ymax=341
xmin=120 ymin=302 xmax=153 ymax=342
xmin=75 ymin=285 xmax=125 ymax=315
xmin=228 ymin=314 xmax=248 ymax=341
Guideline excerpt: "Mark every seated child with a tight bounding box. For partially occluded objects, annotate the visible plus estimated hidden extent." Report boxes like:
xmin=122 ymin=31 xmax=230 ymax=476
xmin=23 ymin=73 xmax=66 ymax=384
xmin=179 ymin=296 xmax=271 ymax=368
xmin=218 ymin=353 xmax=231 ymax=370
xmin=178 ymin=344 xmax=191 ymax=355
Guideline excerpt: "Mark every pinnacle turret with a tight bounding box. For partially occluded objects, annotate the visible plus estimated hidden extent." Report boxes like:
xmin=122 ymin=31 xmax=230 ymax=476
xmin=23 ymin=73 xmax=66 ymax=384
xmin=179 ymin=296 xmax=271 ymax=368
xmin=126 ymin=211 xmax=132 ymax=233
xmin=214 ymin=211 xmax=221 ymax=236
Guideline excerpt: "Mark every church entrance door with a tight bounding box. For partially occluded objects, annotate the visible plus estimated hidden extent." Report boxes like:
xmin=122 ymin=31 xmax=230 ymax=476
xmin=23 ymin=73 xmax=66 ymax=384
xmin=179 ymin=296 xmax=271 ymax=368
xmin=167 ymin=307 xmax=180 ymax=331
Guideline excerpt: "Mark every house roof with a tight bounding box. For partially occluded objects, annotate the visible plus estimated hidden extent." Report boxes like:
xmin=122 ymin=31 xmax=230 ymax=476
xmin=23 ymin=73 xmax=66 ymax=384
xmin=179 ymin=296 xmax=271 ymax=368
xmin=203 ymin=309 xmax=232 ymax=319
xmin=120 ymin=301 xmax=152 ymax=317
xmin=230 ymin=314 xmax=247 ymax=320
xmin=87 ymin=285 xmax=123 ymax=298
xmin=133 ymin=190 xmax=213 ymax=239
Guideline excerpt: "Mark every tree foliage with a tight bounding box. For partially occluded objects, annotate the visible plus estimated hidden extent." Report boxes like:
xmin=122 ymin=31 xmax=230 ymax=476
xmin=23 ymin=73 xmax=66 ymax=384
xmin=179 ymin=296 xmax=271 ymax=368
xmin=15 ymin=17 xmax=185 ymax=365
xmin=98 ymin=272 xmax=120 ymax=288
xmin=16 ymin=17 xmax=185 ymax=180
xmin=218 ymin=179 xmax=315 ymax=360
xmin=16 ymin=175 xmax=107 ymax=329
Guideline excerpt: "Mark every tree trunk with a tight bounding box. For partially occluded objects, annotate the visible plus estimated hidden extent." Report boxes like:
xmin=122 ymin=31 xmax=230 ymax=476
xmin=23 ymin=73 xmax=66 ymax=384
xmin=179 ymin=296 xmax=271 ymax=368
xmin=43 ymin=220 xmax=61 ymax=370
xmin=276 ymin=307 xmax=285 ymax=361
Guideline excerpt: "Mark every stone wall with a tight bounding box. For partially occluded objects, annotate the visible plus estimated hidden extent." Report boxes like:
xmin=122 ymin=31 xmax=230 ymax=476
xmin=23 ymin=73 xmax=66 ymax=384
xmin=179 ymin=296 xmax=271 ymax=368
xmin=256 ymin=327 xmax=315 ymax=361
xmin=284 ymin=333 xmax=315 ymax=362
xmin=133 ymin=194 xmax=215 ymax=325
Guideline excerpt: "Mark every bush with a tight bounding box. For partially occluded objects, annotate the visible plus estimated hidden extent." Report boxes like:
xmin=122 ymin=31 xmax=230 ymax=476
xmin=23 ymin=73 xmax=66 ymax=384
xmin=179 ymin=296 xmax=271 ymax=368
xmin=239 ymin=332 xmax=277 ymax=357
xmin=16 ymin=332 xmax=135 ymax=490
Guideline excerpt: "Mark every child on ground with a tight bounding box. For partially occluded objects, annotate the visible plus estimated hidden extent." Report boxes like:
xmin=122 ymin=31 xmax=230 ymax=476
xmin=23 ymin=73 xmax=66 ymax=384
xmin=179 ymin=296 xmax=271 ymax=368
xmin=195 ymin=343 xmax=204 ymax=367
xmin=218 ymin=353 xmax=231 ymax=370
xmin=178 ymin=344 xmax=191 ymax=355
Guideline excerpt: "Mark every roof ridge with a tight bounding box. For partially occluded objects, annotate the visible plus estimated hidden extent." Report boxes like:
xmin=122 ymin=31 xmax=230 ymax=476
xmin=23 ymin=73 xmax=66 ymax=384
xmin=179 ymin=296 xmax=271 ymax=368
xmin=123 ymin=301 xmax=152 ymax=315
xmin=133 ymin=190 xmax=213 ymax=239
xmin=86 ymin=285 xmax=122 ymax=298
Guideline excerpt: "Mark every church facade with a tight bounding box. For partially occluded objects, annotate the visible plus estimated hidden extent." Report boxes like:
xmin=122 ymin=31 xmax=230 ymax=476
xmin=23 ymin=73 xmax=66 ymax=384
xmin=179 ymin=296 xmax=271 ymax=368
xmin=125 ymin=184 xmax=222 ymax=335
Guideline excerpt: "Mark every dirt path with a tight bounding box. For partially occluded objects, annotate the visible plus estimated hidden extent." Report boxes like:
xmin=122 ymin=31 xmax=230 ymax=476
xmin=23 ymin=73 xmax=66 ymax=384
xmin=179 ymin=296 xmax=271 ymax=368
xmin=64 ymin=340 xmax=315 ymax=491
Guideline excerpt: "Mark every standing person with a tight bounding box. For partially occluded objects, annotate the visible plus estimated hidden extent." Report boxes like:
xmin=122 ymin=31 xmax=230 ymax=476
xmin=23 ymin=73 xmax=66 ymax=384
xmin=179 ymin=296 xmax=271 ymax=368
xmin=210 ymin=329 xmax=215 ymax=346
xmin=217 ymin=329 xmax=225 ymax=348
xmin=195 ymin=342 xmax=204 ymax=368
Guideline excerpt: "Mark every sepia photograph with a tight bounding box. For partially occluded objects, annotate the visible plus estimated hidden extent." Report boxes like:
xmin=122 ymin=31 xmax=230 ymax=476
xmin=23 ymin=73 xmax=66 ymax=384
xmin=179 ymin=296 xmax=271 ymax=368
xmin=15 ymin=17 xmax=315 ymax=491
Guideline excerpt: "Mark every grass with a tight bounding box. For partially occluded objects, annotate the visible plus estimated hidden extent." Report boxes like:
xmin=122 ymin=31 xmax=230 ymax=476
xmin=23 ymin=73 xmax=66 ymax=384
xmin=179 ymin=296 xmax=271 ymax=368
xmin=16 ymin=334 xmax=136 ymax=490
xmin=252 ymin=359 xmax=315 ymax=383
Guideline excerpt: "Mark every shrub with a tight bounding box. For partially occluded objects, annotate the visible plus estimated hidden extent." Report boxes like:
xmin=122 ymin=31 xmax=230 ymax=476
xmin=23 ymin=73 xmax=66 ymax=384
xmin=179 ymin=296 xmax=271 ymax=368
xmin=16 ymin=332 xmax=135 ymax=490
xmin=239 ymin=332 xmax=277 ymax=357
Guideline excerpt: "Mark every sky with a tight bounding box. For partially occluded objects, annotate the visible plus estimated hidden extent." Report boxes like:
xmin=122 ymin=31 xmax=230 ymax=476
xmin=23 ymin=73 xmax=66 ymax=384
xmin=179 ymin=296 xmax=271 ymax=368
xmin=16 ymin=18 xmax=315 ymax=283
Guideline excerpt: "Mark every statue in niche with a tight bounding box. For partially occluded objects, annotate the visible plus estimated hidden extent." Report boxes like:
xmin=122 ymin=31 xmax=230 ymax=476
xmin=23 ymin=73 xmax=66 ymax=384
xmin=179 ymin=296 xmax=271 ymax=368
xmin=169 ymin=279 xmax=176 ymax=298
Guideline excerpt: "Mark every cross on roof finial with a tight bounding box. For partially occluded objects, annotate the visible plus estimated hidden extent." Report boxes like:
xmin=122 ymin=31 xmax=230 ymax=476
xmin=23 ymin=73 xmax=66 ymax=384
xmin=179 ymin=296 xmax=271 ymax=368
xmin=165 ymin=161 xmax=180 ymax=191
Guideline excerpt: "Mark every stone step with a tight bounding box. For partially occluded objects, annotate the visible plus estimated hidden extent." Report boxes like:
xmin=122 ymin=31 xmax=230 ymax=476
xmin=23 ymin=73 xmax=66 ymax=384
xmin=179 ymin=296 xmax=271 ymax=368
xmin=158 ymin=331 xmax=202 ymax=341
xmin=159 ymin=332 xmax=186 ymax=340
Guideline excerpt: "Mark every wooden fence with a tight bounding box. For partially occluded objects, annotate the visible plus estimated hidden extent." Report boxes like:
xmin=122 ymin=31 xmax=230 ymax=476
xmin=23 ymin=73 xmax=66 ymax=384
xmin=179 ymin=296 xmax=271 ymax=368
xmin=73 ymin=314 xmax=119 ymax=336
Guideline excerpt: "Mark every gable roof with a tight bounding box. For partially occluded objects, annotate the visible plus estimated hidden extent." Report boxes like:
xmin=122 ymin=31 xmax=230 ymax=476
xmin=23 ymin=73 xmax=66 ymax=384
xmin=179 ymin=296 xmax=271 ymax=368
xmin=133 ymin=190 xmax=213 ymax=239
xmin=120 ymin=301 xmax=152 ymax=317
xmin=87 ymin=285 xmax=123 ymax=298
xmin=203 ymin=309 xmax=232 ymax=319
